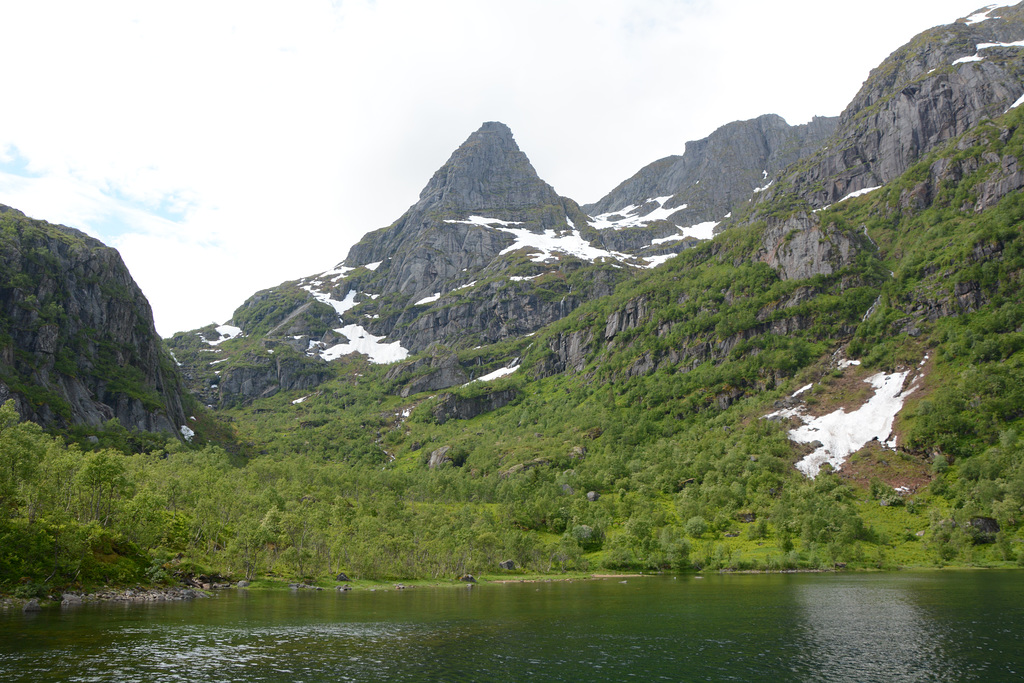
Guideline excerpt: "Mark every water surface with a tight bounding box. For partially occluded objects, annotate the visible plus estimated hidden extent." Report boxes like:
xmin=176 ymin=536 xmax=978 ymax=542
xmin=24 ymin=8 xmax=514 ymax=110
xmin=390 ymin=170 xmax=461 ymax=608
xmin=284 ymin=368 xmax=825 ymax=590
xmin=1 ymin=572 xmax=1021 ymax=682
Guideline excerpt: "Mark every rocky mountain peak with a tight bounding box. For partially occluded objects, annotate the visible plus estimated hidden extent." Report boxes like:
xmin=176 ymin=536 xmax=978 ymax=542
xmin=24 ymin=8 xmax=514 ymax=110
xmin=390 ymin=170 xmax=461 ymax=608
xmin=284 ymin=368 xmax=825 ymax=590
xmin=416 ymin=121 xmax=561 ymax=214
xmin=583 ymin=113 xmax=838 ymax=229
xmin=779 ymin=1 xmax=1024 ymax=208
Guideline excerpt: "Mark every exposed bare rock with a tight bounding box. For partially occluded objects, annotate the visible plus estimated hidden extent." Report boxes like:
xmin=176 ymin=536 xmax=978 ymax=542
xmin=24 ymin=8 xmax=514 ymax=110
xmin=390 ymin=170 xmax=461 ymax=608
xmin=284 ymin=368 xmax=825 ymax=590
xmin=0 ymin=205 xmax=186 ymax=433
xmin=585 ymin=114 xmax=838 ymax=227
xmin=605 ymin=296 xmax=649 ymax=340
xmin=759 ymin=212 xmax=856 ymax=281
xmin=386 ymin=353 xmax=469 ymax=397
xmin=428 ymin=445 xmax=453 ymax=469
xmin=215 ymin=353 xmax=331 ymax=407
xmin=433 ymin=388 xmax=518 ymax=425
xmin=785 ymin=6 xmax=1024 ymax=208
xmin=534 ymin=329 xmax=593 ymax=378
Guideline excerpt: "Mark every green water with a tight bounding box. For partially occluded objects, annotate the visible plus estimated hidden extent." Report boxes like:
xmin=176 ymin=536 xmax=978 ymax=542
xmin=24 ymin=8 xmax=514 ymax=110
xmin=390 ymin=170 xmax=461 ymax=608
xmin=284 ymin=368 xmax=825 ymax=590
xmin=1 ymin=572 xmax=1022 ymax=682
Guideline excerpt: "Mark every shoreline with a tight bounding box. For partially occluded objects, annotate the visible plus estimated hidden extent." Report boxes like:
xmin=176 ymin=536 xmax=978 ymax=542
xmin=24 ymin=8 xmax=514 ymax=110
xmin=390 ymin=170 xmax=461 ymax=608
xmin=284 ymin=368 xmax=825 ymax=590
xmin=3 ymin=565 xmax=1019 ymax=610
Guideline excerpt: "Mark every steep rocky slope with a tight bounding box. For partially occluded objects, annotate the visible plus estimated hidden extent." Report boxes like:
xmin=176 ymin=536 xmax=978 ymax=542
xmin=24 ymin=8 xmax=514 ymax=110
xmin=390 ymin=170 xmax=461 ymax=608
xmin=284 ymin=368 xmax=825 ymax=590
xmin=170 ymin=3 xmax=1024 ymax=414
xmin=0 ymin=206 xmax=187 ymax=433
xmin=171 ymin=122 xmax=677 ymax=404
xmin=583 ymin=114 xmax=837 ymax=229
xmin=772 ymin=3 xmax=1024 ymax=208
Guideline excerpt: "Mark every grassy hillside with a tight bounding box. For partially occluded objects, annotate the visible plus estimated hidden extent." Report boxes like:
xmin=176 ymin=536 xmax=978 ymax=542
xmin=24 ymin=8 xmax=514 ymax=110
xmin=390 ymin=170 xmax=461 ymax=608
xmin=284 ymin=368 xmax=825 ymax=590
xmin=4 ymin=106 xmax=1024 ymax=597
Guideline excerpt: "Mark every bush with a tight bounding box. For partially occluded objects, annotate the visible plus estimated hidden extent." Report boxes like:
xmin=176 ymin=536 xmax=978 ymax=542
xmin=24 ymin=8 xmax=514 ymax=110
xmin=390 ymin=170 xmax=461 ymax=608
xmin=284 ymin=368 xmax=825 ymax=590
xmin=685 ymin=516 xmax=708 ymax=538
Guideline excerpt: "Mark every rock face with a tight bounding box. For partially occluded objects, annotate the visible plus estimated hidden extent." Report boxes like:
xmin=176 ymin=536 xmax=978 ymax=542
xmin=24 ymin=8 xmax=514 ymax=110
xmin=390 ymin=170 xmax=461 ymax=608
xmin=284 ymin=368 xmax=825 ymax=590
xmin=345 ymin=121 xmax=587 ymax=305
xmin=0 ymin=205 xmax=187 ymax=433
xmin=758 ymin=213 xmax=857 ymax=281
xmin=215 ymin=352 xmax=332 ymax=407
xmin=584 ymin=114 xmax=838 ymax=226
xmin=534 ymin=329 xmax=594 ymax=378
xmin=385 ymin=352 xmax=468 ymax=397
xmin=784 ymin=4 xmax=1024 ymax=207
xmin=427 ymin=445 xmax=453 ymax=469
xmin=432 ymin=388 xmax=518 ymax=425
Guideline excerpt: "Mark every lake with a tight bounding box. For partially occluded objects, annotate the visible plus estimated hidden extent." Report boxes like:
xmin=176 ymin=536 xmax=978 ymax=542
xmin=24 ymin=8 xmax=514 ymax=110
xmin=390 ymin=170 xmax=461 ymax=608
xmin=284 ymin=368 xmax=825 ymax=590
xmin=1 ymin=571 xmax=1022 ymax=682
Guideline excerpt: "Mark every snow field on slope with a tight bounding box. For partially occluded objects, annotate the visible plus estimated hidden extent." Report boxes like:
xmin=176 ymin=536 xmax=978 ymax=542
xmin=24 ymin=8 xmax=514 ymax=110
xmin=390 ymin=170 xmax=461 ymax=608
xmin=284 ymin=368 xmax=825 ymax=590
xmin=300 ymin=282 xmax=409 ymax=364
xmin=205 ymin=324 xmax=243 ymax=346
xmin=495 ymin=225 xmax=631 ymax=263
xmin=589 ymin=196 xmax=684 ymax=230
xmin=953 ymin=40 xmax=1024 ymax=66
xmin=764 ymin=362 xmax=921 ymax=478
xmin=465 ymin=364 xmax=520 ymax=385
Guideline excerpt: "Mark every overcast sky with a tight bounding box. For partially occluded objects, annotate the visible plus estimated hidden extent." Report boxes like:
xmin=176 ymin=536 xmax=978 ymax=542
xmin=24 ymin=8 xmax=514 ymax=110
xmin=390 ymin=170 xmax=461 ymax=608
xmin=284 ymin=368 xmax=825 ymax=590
xmin=0 ymin=0 xmax=990 ymax=336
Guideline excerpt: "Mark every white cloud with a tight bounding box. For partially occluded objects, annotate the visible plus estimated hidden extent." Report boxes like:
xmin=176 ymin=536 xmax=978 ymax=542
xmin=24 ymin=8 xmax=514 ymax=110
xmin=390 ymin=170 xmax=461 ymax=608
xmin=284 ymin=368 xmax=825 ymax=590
xmin=0 ymin=0 xmax=984 ymax=336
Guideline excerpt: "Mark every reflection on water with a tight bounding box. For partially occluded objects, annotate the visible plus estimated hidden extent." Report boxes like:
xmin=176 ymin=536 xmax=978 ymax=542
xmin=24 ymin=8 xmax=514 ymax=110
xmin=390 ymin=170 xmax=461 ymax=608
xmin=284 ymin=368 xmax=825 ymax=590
xmin=1 ymin=573 xmax=1022 ymax=682
xmin=792 ymin=577 xmax=955 ymax=682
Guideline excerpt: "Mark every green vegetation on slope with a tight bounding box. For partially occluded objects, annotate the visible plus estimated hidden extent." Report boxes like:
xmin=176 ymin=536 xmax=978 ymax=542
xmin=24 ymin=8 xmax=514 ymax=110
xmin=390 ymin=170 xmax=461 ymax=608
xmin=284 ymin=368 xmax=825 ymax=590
xmin=5 ymin=97 xmax=1024 ymax=596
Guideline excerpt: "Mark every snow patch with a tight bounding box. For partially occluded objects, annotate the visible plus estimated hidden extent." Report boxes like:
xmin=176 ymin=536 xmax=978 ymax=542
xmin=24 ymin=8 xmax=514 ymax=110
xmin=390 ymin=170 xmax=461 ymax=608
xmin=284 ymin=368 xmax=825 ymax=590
xmin=640 ymin=254 xmax=676 ymax=269
xmin=953 ymin=39 xmax=1024 ymax=66
xmin=316 ymin=324 xmax=409 ymax=364
xmin=363 ymin=261 xmax=383 ymax=271
xmin=651 ymin=233 xmax=686 ymax=246
xmin=415 ymin=293 xmax=441 ymax=305
xmin=753 ymin=180 xmax=773 ymax=193
xmin=773 ymin=368 xmax=920 ymax=478
xmin=588 ymin=197 xmax=686 ymax=230
xmin=792 ymin=383 xmax=813 ymax=398
xmin=467 ymin=364 xmax=520 ymax=384
xmin=303 ymin=287 xmax=359 ymax=317
xmin=680 ymin=221 xmax=718 ymax=240
xmin=953 ymin=54 xmax=985 ymax=65
xmin=977 ymin=40 xmax=1024 ymax=50
xmin=1008 ymin=92 xmax=1024 ymax=112
xmin=319 ymin=265 xmax=353 ymax=281
xmin=495 ymin=226 xmax=629 ymax=263
xmin=292 ymin=395 xmax=309 ymax=405
xmin=180 ymin=425 xmax=195 ymax=443
xmin=300 ymin=279 xmax=409 ymax=364
xmin=205 ymin=324 xmax=242 ymax=346
xmin=838 ymin=359 xmax=861 ymax=369
xmin=965 ymin=5 xmax=997 ymax=25
xmin=839 ymin=186 xmax=881 ymax=203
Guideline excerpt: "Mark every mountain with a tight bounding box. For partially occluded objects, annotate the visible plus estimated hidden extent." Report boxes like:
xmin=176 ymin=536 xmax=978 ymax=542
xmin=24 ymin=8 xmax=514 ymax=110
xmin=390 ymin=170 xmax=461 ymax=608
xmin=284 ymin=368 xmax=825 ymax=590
xmin=172 ymin=121 xmax=715 ymax=405
xmin=583 ymin=114 xmax=837 ymax=230
xmin=0 ymin=205 xmax=187 ymax=434
xmin=5 ymin=4 xmax=1024 ymax=592
xmin=766 ymin=2 xmax=1024 ymax=209
xmin=164 ymin=2 xmax=1024 ymax=573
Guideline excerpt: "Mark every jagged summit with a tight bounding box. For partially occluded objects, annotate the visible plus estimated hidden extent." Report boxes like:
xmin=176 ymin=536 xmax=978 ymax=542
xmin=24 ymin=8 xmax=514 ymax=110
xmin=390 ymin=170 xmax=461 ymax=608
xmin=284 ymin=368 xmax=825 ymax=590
xmin=583 ymin=114 xmax=837 ymax=231
xmin=343 ymin=121 xmax=576 ymax=275
xmin=417 ymin=121 xmax=562 ymax=213
xmin=779 ymin=1 xmax=1024 ymax=208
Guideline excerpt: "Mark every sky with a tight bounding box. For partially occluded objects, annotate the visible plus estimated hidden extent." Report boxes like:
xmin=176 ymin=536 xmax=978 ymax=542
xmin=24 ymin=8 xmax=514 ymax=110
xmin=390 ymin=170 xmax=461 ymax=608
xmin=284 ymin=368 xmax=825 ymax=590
xmin=0 ymin=0 xmax=991 ymax=336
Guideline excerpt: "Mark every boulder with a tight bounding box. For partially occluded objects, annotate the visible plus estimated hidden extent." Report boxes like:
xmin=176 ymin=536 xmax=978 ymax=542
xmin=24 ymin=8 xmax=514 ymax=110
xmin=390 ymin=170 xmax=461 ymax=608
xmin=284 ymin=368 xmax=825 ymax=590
xmin=587 ymin=491 xmax=600 ymax=502
xmin=61 ymin=593 xmax=83 ymax=606
xmin=428 ymin=446 xmax=453 ymax=469
xmin=499 ymin=559 xmax=516 ymax=571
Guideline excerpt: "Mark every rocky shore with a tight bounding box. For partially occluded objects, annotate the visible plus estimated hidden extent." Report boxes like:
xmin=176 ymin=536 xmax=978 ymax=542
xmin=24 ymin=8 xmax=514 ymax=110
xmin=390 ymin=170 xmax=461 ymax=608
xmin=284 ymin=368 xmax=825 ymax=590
xmin=1 ymin=586 xmax=209 ymax=612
